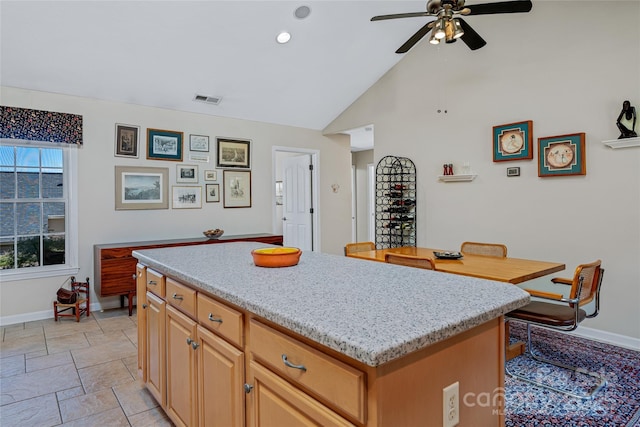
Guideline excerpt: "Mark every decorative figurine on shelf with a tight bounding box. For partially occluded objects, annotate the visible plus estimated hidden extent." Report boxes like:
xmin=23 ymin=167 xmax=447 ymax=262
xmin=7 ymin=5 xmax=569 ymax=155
xmin=616 ymin=100 xmax=637 ymax=139
xmin=443 ymin=164 xmax=454 ymax=175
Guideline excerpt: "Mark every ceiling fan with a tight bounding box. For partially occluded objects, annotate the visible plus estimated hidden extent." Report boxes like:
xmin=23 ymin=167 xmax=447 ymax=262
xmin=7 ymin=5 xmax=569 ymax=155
xmin=371 ymin=0 xmax=532 ymax=53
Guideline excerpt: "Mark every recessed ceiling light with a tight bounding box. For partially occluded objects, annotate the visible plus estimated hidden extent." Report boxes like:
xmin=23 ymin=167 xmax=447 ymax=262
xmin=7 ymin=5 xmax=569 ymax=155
xmin=294 ymin=5 xmax=311 ymax=19
xmin=276 ymin=31 xmax=291 ymax=44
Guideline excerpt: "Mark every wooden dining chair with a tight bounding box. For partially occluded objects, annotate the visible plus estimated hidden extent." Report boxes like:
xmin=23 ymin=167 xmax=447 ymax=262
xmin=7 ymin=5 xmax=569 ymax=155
xmin=344 ymin=241 xmax=375 ymax=256
xmin=460 ymin=241 xmax=507 ymax=257
xmin=385 ymin=253 xmax=436 ymax=270
xmin=505 ymin=260 xmax=606 ymax=399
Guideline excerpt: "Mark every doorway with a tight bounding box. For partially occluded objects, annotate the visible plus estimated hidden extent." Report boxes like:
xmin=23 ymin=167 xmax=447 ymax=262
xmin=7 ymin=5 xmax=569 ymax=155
xmin=272 ymin=147 xmax=320 ymax=252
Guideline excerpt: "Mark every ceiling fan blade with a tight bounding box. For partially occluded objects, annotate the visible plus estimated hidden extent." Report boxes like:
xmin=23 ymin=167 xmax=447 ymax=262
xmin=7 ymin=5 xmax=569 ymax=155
xmin=466 ymin=0 xmax=532 ymax=15
xmin=371 ymin=12 xmax=430 ymax=21
xmin=396 ymin=22 xmax=434 ymax=54
xmin=458 ymin=18 xmax=487 ymax=50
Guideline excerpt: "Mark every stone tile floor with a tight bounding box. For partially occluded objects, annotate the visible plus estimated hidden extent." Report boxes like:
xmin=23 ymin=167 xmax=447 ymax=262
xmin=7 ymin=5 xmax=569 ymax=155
xmin=0 ymin=307 xmax=174 ymax=426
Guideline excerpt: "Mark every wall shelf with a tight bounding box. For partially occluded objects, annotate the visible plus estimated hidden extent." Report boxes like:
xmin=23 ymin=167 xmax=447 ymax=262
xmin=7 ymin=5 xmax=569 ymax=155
xmin=602 ymin=137 xmax=640 ymax=149
xmin=438 ymin=174 xmax=477 ymax=182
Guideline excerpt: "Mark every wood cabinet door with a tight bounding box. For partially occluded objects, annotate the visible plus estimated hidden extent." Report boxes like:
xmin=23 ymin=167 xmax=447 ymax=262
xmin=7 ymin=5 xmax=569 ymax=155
xmin=136 ymin=264 xmax=147 ymax=381
xmin=166 ymin=305 xmax=198 ymax=427
xmin=197 ymin=325 xmax=245 ymax=427
xmin=146 ymin=291 xmax=166 ymax=407
xmin=247 ymin=361 xmax=355 ymax=427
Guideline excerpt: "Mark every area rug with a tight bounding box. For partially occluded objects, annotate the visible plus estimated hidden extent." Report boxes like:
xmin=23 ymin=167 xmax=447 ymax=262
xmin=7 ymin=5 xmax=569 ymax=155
xmin=505 ymin=322 xmax=640 ymax=427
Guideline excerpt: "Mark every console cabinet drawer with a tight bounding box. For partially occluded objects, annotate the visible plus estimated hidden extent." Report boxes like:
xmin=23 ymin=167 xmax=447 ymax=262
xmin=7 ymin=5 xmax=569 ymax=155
xmin=249 ymin=320 xmax=366 ymax=423
xmin=166 ymin=278 xmax=197 ymax=317
xmin=197 ymin=293 xmax=244 ymax=348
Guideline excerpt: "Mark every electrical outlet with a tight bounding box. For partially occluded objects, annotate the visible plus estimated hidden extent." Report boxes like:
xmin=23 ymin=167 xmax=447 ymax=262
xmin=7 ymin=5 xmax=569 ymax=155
xmin=443 ymin=381 xmax=459 ymax=427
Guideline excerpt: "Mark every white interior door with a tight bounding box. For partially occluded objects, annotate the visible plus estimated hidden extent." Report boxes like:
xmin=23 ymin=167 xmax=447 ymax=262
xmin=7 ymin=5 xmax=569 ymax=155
xmin=282 ymin=154 xmax=312 ymax=251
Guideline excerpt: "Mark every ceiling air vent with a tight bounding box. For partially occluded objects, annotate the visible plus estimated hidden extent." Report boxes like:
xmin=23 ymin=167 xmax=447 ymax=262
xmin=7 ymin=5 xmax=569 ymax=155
xmin=193 ymin=94 xmax=222 ymax=105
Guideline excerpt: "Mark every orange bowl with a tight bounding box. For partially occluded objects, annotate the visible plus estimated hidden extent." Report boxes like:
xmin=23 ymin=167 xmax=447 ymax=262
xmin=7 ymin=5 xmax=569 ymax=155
xmin=251 ymin=247 xmax=302 ymax=268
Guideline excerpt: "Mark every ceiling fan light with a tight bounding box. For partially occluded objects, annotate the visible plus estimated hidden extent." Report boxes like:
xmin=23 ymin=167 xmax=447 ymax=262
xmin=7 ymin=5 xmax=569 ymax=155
xmin=452 ymin=19 xmax=464 ymax=39
xmin=429 ymin=31 xmax=440 ymax=45
xmin=434 ymin=19 xmax=446 ymax=39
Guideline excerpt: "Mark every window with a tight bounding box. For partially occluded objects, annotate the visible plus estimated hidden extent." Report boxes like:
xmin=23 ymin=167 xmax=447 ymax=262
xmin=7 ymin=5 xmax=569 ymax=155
xmin=0 ymin=141 xmax=78 ymax=280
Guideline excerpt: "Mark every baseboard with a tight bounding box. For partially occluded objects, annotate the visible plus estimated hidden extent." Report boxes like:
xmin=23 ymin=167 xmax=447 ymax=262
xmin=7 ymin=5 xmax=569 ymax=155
xmin=0 ymin=300 xmax=127 ymax=326
xmin=568 ymin=326 xmax=640 ymax=352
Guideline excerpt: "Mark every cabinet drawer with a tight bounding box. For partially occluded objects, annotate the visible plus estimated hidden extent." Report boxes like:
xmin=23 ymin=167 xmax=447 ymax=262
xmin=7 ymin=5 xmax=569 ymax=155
xmin=197 ymin=293 xmax=243 ymax=347
xmin=146 ymin=269 xmax=165 ymax=298
xmin=166 ymin=278 xmax=197 ymax=317
xmin=249 ymin=320 xmax=365 ymax=424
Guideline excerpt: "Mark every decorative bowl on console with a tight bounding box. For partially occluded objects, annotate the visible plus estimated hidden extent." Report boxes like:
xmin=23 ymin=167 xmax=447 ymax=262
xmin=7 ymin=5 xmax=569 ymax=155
xmin=203 ymin=229 xmax=224 ymax=239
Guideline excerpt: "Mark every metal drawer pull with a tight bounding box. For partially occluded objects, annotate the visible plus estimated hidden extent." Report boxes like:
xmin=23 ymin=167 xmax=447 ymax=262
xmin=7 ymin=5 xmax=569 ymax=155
xmin=142 ymin=304 xmax=148 ymax=309
xmin=282 ymin=354 xmax=307 ymax=372
xmin=186 ymin=337 xmax=193 ymax=345
xmin=132 ymin=273 xmax=137 ymax=280
xmin=148 ymin=280 xmax=157 ymax=285
xmin=244 ymin=384 xmax=254 ymax=394
xmin=208 ymin=313 xmax=223 ymax=323
xmin=191 ymin=341 xmax=199 ymax=350
xmin=172 ymin=293 xmax=183 ymax=300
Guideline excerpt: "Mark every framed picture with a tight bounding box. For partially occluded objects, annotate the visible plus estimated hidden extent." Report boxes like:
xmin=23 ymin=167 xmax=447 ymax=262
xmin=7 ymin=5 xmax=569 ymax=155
xmin=538 ymin=133 xmax=586 ymax=177
xmin=114 ymin=124 xmax=140 ymax=158
xmin=493 ymin=120 xmax=533 ymax=162
xmin=204 ymin=170 xmax=217 ymax=181
xmin=216 ymin=137 xmax=251 ymax=169
xmin=115 ymin=166 xmax=168 ymax=210
xmin=177 ymin=164 xmax=198 ymax=183
xmin=506 ymin=167 xmax=520 ymax=177
xmin=189 ymin=134 xmax=209 ymax=152
xmin=147 ymin=128 xmax=183 ymax=161
xmin=205 ymin=184 xmax=220 ymax=203
xmin=223 ymin=170 xmax=251 ymax=208
xmin=172 ymin=186 xmax=202 ymax=209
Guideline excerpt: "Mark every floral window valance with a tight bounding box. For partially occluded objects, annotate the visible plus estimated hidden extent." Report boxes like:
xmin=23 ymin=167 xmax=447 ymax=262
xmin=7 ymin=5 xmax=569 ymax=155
xmin=0 ymin=106 xmax=83 ymax=145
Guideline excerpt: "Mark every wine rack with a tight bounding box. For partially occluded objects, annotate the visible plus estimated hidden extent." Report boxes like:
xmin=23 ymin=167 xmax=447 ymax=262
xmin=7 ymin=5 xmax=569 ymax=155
xmin=375 ymin=156 xmax=416 ymax=249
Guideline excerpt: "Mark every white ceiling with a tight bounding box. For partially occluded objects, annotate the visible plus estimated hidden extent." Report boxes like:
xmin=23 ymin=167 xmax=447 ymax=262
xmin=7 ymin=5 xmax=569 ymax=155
xmin=2 ymin=0 xmax=542 ymax=152
xmin=1 ymin=0 xmax=433 ymax=136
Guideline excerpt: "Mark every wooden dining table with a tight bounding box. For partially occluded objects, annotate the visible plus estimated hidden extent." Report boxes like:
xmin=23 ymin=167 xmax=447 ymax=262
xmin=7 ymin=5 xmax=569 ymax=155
xmin=347 ymin=246 xmax=565 ymax=285
xmin=347 ymin=246 xmax=566 ymax=360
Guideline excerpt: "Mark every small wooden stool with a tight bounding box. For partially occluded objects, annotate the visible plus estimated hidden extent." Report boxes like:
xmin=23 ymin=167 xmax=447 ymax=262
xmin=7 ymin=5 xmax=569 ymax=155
xmin=53 ymin=277 xmax=90 ymax=322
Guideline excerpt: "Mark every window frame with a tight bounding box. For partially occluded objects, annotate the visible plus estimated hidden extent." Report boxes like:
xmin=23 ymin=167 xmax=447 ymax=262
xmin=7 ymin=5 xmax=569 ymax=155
xmin=0 ymin=139 xmax=79 ymax=280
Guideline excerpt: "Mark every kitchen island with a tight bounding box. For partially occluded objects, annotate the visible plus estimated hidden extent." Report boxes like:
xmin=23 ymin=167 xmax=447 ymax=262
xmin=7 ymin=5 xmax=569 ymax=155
xmin=134 ymin=242 xmax=529 ymax=427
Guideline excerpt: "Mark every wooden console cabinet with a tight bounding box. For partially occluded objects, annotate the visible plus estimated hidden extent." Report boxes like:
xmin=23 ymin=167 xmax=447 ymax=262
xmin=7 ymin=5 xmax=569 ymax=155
xmin=94 ymin=234 xmax=282 ymax=315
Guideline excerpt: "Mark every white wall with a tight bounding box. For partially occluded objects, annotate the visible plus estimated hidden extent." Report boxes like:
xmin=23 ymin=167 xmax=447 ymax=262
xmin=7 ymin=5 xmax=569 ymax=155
xmin=326 ymin=1 xmax=640 ymax=340
xmin=0 ymin=86 xmax=352 ymax=321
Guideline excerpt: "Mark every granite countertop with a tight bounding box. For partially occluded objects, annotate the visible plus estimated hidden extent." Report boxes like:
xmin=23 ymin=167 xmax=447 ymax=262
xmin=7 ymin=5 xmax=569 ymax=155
xmin=134 ymin=242 xmax=529 ymax=367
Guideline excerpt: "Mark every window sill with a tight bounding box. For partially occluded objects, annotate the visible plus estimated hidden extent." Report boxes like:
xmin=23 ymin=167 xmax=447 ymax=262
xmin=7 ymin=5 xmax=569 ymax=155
xmin=0 ymin=266 xmax=80 ymax=282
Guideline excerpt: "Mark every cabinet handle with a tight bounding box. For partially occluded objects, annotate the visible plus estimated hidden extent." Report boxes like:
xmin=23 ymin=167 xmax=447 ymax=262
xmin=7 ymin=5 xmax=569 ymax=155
xmin=148 ymin=280 xmax=157 ymax=286
xmin=172 ymin=293 xmax=183 ymax=300
xmin=142 ymin=304 xmax=148 ymax=309
xmin=186 ymin=337 xmax=193 ymax=345
xmin=282 ymin=354 xmax=307 ymax=372
xmin=132 ymin=273 xmax=137 ymax=280
xmin=244 ymin=384 xmax=254 ymax=394
xmin=191 ymin=341 xmax=199 ymax=350
xmin=208 ymin=313 xmax=223 ymax=323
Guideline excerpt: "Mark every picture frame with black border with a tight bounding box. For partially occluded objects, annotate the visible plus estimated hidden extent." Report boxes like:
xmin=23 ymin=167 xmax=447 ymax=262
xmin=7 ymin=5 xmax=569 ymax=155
xmin=216 ymin=137 xmax=251 ymax=169
xmin=115 ymin=124 xmax=140 ymax=158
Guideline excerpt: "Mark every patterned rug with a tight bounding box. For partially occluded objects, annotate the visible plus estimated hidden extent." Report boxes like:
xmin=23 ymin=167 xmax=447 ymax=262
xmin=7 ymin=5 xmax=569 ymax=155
xmin=505 ymin=322 xmax=640 ymax=427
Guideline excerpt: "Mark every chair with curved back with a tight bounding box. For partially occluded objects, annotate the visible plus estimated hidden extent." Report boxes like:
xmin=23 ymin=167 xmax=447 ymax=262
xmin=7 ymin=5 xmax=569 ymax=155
xmin=344 ymin=241 xmax=375 ymax=256
xmin=460 ymin=241 xmax=507 ymax=257
xmin=385 ymin=253 xmax=436 ymax=270
xmin=505 ymin=259 xmax=606 ymax=399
